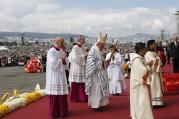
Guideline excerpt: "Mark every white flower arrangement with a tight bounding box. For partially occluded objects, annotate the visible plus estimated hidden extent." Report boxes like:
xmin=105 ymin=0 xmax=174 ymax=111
xmin=3 ymin=98 xmax=27 ymax=111
xmin=0 ymin=84 xmax=46 ymax=118
xmin=36 ymin=89 xmax=46 ymax=96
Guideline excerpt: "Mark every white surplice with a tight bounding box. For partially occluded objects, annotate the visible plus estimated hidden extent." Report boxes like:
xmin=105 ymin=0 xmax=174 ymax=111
xmin=130 ymin=53 xmax=154 ymax=119
xmin=105 ymin=52 xmax=126 ymax=94
xmin=145 ymin=51 xmax=163 ymax=106
xmin=69 ymin=44 xmax=87 ymax=83
xmin=45 ymin=47 xmax=69 ymax=95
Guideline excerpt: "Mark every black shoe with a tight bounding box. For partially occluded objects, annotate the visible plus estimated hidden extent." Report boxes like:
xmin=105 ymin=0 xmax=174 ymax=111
xmin=92 ymin=108 xmax=103 ymax=112
xmin=113 ymin=93 xmax=120 ymax=96
xmin=153 ymin=105 xmax=164 ymax=109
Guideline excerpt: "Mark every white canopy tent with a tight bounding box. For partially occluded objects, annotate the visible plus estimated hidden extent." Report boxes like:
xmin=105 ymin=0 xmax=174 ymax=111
xmin=0 ymin=46 xmax=9 ymax=50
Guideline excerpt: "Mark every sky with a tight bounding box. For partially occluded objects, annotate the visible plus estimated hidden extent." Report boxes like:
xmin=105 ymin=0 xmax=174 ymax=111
xmin=0 ymin=0 xmax=178 ymax=37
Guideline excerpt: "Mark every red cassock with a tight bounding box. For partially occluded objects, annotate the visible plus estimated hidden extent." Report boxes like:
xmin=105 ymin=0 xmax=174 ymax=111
xmin=160 ymin=51 xmax=166 ymax=67
xmin=25 ymin=58 xmax=43 ymax=73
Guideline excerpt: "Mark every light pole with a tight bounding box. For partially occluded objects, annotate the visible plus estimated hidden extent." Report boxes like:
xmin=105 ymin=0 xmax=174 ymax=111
xmin=174 ymin=11 xmax=179 ymax=36
xmin=19 ymin=32 xmax=25 ymax=46
xmin=160 ymin=30 xmax=165 ymax=41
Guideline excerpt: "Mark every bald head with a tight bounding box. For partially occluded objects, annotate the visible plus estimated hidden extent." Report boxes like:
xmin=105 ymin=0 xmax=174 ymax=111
xmin=78 ymin=35 xmax=85 ymax=45
xmin=54 ymin=37 xmax=64 ymax=47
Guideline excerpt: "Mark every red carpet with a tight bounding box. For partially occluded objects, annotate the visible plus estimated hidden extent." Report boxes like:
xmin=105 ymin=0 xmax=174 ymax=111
xmin=2 ymin=64 xmax=179 ymax=119
xmin=162 ymin=63 xmax=173 ymax=73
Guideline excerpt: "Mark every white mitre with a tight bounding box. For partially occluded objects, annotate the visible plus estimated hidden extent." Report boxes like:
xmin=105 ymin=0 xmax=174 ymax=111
xmin=97 ymin=32 xmax=107 ymax=43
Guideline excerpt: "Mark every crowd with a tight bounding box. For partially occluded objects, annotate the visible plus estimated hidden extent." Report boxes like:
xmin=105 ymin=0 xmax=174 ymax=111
xmin=0 ymin=45 xmax=48 ymax=67
xmin=0 ymin=41 xmax=135 ymax=68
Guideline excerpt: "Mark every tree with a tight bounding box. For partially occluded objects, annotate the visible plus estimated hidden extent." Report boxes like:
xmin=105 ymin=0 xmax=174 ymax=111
xmin=0 ymin=41 xmax=3 ymax=46
xmin=12 ymin=41 xmax=17 ymax=46
xmin=35 ymin=40 xmax=39 ymax=45
xmin=20 ymin=33 xmax=25 ymax=46
xmin=70 ymin=37 xmax=74 ymax=43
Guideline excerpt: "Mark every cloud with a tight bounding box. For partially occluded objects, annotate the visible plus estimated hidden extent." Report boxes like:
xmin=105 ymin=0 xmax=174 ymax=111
xmin=0 ymin=0 xmax=177 ymax=37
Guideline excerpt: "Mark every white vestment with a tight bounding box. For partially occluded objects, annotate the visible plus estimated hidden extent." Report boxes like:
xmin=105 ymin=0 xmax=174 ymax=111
xmin=130 ymin=53 xmax=154 ymax=119
xmin=63 ymin=57 xmax=69 ymax=71
xmin=69 ymin=44 xmax=86 ymax=83
xmin=145 ymin=51 xmax=163 ymax=106
xmin=68 ymin=51 xmax=72 ymax=63
xmin=45 ymin=47 xmax=69 ymax=95
xmin=85 ymin=45 xmax=109 ymax=108
xmin=105 ymin=52 xmax=126 ymax=94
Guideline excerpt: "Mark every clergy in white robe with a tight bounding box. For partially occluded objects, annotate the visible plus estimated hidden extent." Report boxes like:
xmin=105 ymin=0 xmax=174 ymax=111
xmin=130 ymin=42 xmax=154 ymax=119
xmin=69 ymin=35 xmax=88 ymax=102
xmin=105 ymin=45 xmax=126 ymax=95
xmin=85 ymin=32 xmax=109 ymax=112
xmin=45 ymin=38 xmax=69 ymax=118
xmin=145 ymin=40 xmax=164 ymax=106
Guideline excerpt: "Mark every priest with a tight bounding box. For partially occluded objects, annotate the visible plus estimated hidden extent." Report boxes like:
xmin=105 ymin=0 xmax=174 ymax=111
xmin=85 ymin=32 xmax=109 ymax=112
xmin=69 ymin=35 xmax=88 ymax=102
xmin=130 ymin=42 xmax=154 ymax=119
xmin=145 ymin=40 xmax=164 ymax=107
xmin=45 ymin=38 xmax=69 ymax=118
xmin=105 ymin=45 xmax=126 ymax=96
